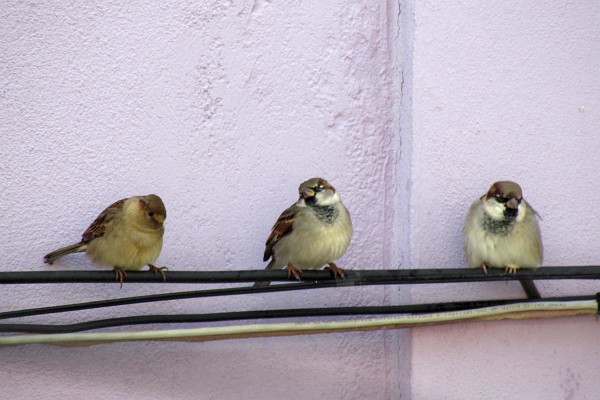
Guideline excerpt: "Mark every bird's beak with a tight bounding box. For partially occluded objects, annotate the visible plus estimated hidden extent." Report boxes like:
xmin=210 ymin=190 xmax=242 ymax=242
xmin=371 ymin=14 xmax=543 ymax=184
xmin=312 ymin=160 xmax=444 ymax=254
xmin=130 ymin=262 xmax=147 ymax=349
xmin=301 ymin=188 xmax=316 ymax=199
xmin=507 ymin=198 xmax=519 ymax=209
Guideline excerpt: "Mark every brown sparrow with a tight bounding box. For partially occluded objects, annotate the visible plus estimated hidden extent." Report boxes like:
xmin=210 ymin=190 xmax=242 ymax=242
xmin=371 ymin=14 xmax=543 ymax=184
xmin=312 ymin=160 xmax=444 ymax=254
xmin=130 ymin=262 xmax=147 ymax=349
xmin=44 ymin=194 xmax=167 ymax=285
xmin=255 ymin=177 xmax=353 ymax=287
xmin=463 ymin=181 xmax=543 ymax=298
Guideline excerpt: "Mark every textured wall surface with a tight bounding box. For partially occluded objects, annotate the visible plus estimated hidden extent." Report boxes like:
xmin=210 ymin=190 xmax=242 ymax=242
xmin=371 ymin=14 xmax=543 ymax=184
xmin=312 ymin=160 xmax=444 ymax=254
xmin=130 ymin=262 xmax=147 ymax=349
xmin=3 ymin=0 xmax=600 ymax=399
xmin=0 ymin=1 xmax=405 ymax=399
xmin=409 ymin=1 xmax=600 ymax=399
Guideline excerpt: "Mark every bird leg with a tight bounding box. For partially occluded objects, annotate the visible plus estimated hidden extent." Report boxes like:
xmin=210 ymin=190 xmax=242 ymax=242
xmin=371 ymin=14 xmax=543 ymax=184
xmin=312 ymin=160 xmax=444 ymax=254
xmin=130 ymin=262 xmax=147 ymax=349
xmin=148 ymin=264 xmax=168 ymax=281
xmin=113 ymin=267 xmax=127 ymax=288
xmin=480 ymin=263 xmax=488 ymax=274
xmin=286 ymin=263 xmax=303 ymax=281
xmin=325 ymin=262 xmax=346 ymax=279
xmin=505 ymin=264 xmax=518 ymax=274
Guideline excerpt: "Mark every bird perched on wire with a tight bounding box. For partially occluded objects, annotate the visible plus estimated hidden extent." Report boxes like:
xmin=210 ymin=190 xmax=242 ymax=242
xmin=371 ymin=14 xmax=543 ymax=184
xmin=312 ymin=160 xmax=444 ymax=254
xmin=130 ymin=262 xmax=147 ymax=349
xmin=463 ymin=181 xmax=543 ymax=299
xmin=254 ymin=177 xmax=353 ymax=287
xmin=44 ymin=194 xmax=167 ymax=286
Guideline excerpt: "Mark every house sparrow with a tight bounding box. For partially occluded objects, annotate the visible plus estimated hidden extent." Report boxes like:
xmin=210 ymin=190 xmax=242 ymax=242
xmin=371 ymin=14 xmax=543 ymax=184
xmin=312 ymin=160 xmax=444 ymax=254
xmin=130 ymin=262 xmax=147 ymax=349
xmin=254 ymin=177 xmax=353 ymax=287
xmin=44 ymin=194 xmax=167 ymax=286
xmin=463 ymin=181 xmax=543 ymax=298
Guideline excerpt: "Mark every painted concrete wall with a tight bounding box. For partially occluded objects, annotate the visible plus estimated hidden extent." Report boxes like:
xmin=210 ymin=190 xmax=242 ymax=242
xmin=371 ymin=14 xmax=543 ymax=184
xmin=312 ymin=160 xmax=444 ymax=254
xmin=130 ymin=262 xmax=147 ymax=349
xmin=2 ymin=0 xmax=600 ymax=399
xmin=409 ymin=1 xmax=600 ymax=399
xmin=0 ymin=1 xmax=407 ymax=399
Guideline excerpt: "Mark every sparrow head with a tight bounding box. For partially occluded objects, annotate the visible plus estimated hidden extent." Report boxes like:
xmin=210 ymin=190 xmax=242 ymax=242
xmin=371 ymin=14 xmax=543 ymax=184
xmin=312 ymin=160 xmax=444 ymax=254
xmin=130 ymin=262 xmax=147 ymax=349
xmin=483 ymin=181 xmax=525 ymax=222
xmin=138 ymin=194 xmax=167 ymax=226
xmin=297 ymin=177 xmax=339 ymax=207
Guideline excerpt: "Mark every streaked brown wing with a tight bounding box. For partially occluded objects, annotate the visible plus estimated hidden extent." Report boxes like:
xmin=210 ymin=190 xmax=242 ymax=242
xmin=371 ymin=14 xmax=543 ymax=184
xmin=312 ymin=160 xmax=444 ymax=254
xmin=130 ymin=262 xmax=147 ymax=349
xmin=81 ymin=198 xmax=126 ymax=242
xmin=263 ymin=204 xmax=298 ymax=262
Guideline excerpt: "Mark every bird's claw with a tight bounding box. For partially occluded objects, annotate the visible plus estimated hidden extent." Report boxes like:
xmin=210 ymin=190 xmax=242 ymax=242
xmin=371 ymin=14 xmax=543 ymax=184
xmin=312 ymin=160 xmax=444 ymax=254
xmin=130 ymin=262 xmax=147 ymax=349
xmin=480 ymin=263 xmax=488 ymax=275
xmin=325 ymin=262 xmax=346 ymax=279
xmin=286 ymin=263 xmax=303 ymax=281
xmin=148 ymin=264 xmax=168 ymax=281
xmin=113 ymin=267 xmax=127 ymax=288
xmin=505 ymin=265 xmax=518 ymax=274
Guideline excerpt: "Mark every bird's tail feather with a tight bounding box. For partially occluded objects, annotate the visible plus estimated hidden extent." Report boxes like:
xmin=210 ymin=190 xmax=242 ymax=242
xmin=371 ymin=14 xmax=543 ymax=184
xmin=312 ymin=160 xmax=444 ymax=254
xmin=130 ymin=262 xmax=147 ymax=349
xmin=253 ymin=259 xmax=277 ymax=287
xmin=44 ymin=243 xmax=86 ymax=265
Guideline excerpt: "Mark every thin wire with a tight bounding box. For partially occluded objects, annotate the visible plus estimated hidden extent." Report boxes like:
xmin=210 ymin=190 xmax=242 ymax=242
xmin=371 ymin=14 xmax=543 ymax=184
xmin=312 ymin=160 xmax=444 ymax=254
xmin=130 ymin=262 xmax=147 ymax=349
xmin=0 ymin=295 xmax=596 ymax=334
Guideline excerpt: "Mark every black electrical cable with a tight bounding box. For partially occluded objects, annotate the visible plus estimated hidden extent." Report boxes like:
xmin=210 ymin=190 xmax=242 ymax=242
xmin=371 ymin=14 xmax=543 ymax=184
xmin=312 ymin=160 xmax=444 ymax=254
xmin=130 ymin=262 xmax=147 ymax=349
xmin=7 ymin=267 xmax=600 ymax=319
xmin=1 ymin=295 xmax=595 ymax=334
xmin=0 ymin=281 xmax=332 ymax=320
xmin=2 ymin=266 xmax=600 ymax=284
xmin=2 ymin=266 xmax=599 ymax=320
xmin=518 ymin=279 xmax=541 ymax=299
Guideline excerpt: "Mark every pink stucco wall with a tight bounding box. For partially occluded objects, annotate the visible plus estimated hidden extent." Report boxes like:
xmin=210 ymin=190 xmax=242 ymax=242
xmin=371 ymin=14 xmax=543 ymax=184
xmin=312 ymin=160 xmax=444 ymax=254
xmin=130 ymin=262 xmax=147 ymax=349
xmin=409 ymin=1 xmax=600 ymax=399
xmin=0 ymin=1 xmax=407 ymax=399
xmin=1 ymin=1 xmax=600 ymax=399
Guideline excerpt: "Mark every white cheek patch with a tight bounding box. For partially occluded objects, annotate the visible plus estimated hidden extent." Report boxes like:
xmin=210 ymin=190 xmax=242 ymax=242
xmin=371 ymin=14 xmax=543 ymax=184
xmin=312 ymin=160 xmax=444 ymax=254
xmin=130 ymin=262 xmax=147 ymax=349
xmin=316 ymin=191 xmax=340 ymax=206
xmin=516 ymin=201 xmax=527 ymax=222
xmin=483 ymin=198 xmax=505 ymax=220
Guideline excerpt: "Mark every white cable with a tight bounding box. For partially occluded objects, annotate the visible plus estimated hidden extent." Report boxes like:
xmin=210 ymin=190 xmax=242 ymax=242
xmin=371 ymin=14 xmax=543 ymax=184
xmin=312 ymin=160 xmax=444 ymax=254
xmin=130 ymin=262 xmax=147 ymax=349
xmin=0 ymin=300 xmax=596 ymax=347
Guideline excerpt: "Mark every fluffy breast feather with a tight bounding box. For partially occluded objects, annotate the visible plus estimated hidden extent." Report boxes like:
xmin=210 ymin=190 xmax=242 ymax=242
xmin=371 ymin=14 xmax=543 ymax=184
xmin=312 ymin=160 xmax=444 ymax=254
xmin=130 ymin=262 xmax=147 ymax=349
xmin=273 ymin=204 xmax=352 ymax=269
xmin=464 ymin=199 xmax=542 ymax=269
xmin=86 ymin=219 xmax=164 ymax=269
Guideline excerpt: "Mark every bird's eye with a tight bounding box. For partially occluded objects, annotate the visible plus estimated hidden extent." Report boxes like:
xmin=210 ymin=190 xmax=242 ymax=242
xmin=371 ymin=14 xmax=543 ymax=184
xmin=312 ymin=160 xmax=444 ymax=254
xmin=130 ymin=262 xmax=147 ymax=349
xmin=148 ymin=212 xmax=155 ymax=217
xmin=314 ymin=185 xmax=324 ymax=192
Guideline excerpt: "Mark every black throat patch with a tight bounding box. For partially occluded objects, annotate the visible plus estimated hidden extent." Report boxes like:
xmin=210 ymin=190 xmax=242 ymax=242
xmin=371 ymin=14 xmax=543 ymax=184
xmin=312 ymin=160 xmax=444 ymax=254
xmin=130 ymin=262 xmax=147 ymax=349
xmin=482 ymin=213 xmax=516 ymax=236
xmin=311 ymin=204 xmax=339 ymax=224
